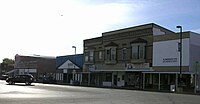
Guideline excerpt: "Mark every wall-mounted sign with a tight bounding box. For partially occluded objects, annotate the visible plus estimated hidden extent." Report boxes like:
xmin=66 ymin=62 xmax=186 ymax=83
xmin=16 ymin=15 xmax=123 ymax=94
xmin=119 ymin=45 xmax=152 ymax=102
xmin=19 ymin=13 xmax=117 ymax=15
xmin=153 ymin=39 xmax=189 ymax=66
xmin=89 ymin=65 xmax=95 ymax=71
xmin=163 ymin=58 xmax=177 ymax=63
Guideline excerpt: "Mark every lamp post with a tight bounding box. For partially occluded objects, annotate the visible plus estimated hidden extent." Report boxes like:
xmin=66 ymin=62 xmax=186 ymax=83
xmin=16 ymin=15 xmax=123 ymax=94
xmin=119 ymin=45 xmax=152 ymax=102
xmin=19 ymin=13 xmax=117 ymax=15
xmin=176 ymin=25 xmax=182 ymax=86
xmin=72 ymin=46 xmax=76 ymax=55
xmin=72 ymin=46 xmax=76 ymax=85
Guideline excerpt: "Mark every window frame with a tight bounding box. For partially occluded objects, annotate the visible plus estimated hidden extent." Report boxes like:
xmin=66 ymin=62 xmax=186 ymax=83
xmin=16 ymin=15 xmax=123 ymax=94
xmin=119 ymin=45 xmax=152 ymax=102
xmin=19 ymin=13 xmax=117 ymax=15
xmin=84 ymin=49 xmax=94 ymax=63
xmin=105 ymin=47 xmax=117 ymax=61
xmin=131 ymin=43 xmax=146 ymax=60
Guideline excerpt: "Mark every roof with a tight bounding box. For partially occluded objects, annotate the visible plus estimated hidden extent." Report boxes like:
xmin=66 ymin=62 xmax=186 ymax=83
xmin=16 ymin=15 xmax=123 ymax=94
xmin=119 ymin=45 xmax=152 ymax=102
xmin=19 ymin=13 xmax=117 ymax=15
xmin=15 ymin=54 xmax=55 ymax=59
xmin=56 ymin=54 xmax=84 ymax=69
xmin=102 ymin=23 xmax=175 ymax=36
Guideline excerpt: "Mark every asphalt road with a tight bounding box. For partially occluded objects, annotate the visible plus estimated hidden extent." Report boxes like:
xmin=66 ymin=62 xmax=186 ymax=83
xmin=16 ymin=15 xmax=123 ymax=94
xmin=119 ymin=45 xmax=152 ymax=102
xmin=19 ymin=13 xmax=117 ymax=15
xmin=0 ymin=80 xmax=200 ymax=104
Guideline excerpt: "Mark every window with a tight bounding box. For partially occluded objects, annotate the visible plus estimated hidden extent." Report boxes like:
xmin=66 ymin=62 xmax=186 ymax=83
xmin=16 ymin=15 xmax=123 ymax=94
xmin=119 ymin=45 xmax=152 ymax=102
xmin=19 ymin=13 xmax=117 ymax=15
xmin=111 ymin=48 xmax=116 ymax=60
xmin=105 ymin=47 xmax=116 ymax=61
xmin=85 ymin=50 xmax=94 ymax=63
xmin=132 ymin=46 xmax=138 ymax=59
xmin=98 ymin=51 xmax=103 ymax=60
xmin=68 ymin=63 xmax=73 ymax=67
xmin=122 ymin=48 xmax=127 ymax=60
xmin=139 ymin=46 xmax=145 ymax=59
xmin=106 ymin=49 xmax=110 ymax=60
xmin=131 ymin=44 xmax=145 ymax=59
xmin=105 ymin=73 xmax=112 ymax=81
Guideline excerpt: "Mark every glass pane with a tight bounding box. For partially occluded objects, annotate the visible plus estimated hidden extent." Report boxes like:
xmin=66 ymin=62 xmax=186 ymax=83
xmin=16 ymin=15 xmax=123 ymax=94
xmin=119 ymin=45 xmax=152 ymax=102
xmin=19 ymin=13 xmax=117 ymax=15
xmin=132 ymin=46 xmax=138 ymax=59
xmin=139 ymin=46 xmax=144 ymax=59
xmin=89 ymin=56 xmax=93 ymax=62
xmin=106 ymin=49 xmax=110 ymax=60
xmin=90 ymin=51 xmax=94 ymax=56
xmin=122 ymin=49 xmax=126 ymax=60
xmin=90 ymin=51 xmax=93 ymax=62
xmin=99 ymin=51 xmax=103 ymax=60
xmin=85 ymin=51 xmax=89 ymax=62
xmin=111 ymin=48 xmax=116 ymax=60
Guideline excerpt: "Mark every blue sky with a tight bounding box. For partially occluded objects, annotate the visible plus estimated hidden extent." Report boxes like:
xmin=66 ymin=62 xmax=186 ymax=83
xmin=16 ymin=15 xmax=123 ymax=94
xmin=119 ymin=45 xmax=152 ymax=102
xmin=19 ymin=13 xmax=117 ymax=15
xmin=0 ymin=0 xmax=200 ymax=62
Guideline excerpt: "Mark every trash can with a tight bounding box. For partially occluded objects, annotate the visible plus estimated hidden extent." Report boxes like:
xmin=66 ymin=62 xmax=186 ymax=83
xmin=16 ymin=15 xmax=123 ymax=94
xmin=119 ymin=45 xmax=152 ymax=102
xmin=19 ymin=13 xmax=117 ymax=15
xmin=170 ymin=84 xmax=175 ymax=92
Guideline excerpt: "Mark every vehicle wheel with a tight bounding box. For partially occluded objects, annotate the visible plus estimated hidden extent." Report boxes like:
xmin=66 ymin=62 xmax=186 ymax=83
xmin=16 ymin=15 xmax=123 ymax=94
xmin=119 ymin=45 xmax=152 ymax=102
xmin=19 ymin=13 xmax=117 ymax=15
xmin=8 ymin=81 xmax=13 ymax=85
xmin=25 ymin=81 xmax=31 ymax=85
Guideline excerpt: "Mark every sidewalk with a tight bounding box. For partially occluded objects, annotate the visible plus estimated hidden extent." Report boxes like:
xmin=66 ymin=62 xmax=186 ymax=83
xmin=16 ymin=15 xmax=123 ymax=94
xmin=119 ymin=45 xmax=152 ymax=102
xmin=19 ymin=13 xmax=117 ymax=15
xmin=54 ymin=82 xmax=200 ymax=95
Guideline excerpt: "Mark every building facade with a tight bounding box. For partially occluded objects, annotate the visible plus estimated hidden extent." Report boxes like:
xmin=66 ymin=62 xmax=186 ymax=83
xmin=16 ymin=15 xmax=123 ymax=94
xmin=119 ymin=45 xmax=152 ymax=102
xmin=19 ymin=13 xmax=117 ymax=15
xmin=56 ymin=54 xmax=84 ymax=85
xmin=83 ymin=23 xmax=200 ymax=92
xmin=7 ymin=54 xmax=56 ymax=82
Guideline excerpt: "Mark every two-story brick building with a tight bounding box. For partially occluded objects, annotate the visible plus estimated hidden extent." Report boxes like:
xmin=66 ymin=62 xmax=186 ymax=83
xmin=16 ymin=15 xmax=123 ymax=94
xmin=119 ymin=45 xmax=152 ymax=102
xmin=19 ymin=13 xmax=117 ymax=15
xmin=83 ymin=23 xmax=200 ymax=92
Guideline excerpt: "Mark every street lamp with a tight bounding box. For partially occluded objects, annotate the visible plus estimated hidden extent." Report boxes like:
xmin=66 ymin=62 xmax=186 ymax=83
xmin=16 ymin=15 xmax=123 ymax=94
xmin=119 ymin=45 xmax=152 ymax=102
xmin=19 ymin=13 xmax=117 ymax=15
xmin=176 ymin=25 xmax=183 ymax=84
xmin=72 ymin=46 xmax=76 ymax=84
xmin=72 ymin=46 xmax=76 ymax=55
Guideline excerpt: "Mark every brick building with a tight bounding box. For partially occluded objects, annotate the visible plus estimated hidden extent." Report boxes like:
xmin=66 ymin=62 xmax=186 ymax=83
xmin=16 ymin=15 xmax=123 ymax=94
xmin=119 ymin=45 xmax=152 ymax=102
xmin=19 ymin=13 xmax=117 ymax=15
xmin=7 ymin=54 xmax=56 ymax=82
xmin=83 ymin=23 xmax=200 ymax=92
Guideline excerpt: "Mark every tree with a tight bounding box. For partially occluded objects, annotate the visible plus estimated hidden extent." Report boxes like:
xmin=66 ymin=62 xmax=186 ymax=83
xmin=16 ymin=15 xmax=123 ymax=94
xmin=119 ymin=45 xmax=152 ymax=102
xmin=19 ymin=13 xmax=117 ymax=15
xmin=2 ymin=58 xmax=14 ymax=65
xmin=1 ymin=58 xmax=14 ymax=74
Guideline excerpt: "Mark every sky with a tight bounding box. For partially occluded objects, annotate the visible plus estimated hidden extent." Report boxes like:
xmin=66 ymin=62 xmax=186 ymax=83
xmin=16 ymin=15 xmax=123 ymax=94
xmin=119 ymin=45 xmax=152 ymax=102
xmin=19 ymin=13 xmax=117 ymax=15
xmin=0 ymin=0 xmax=200 ymax=62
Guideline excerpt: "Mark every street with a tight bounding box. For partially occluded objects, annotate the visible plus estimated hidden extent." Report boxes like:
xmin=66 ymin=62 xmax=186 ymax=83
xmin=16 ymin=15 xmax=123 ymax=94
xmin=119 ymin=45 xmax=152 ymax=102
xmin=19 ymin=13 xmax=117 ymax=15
xmin=0 ymin=80 xmax=200 ymax=104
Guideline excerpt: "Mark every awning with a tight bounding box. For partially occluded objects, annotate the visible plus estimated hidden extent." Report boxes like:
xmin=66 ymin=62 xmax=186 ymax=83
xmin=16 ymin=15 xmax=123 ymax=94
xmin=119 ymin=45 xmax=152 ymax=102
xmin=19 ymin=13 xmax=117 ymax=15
xmin=5 ymin=69 xmax=17 ymax=74
xmin=142 ymin=71 xmax=195 ymax=74
xmin=90 ymin=69 xmax=154 ymax=72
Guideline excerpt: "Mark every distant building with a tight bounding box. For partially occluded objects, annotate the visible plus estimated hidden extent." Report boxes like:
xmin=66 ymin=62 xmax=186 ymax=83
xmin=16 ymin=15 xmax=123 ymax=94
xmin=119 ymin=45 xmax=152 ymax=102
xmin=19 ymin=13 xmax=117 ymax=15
xmin=56 ymin=54 xmax=84 ymax=84
xmin=7 ymin=54 xmax=56 ymax=82
xmin=0 ymin=63 xmax=14 ymax=76
xmin=83 ymin=23 xmax=200 ymax=92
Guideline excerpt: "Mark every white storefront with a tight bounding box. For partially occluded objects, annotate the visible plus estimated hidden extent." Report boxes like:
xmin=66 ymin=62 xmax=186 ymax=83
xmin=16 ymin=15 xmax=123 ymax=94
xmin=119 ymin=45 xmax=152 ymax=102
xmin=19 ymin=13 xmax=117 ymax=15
xmin=152 ymin=31 xmax=200 ymax=92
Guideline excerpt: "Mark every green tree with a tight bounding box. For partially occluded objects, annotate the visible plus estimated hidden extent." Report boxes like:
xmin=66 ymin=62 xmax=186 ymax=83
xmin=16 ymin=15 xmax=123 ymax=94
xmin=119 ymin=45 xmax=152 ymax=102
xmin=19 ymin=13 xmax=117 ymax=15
xmin=2 ymin=58 xmax=14 ymax=64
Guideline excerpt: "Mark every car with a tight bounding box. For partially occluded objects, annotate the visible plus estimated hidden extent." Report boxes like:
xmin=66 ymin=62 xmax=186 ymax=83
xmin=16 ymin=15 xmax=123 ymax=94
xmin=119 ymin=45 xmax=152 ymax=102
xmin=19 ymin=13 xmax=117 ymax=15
xmin=6 ymin=74 xmax=34 ymax=85
xmin=1 ymin=75 xmax=9 ymax=80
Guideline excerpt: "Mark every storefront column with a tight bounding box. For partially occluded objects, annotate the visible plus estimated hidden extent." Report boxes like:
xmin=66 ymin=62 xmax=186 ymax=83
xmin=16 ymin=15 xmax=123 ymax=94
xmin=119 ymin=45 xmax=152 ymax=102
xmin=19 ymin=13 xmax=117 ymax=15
xmin=143 ymin=73 xmax=145 ymax=89
xmin=88 ymin=72 xmax=90 ymax=86
xmin=194 ymin=74 xmax=197 ymax=94
xmin=175 ymin=74 xmax=178 ymax=92
xmin=80 ymin=73 xmax=82 ymax=85
xmin=158 ymin=73 xmax=161 ymax=90
xmin=97 ymin=73 xmax=100 ymax=86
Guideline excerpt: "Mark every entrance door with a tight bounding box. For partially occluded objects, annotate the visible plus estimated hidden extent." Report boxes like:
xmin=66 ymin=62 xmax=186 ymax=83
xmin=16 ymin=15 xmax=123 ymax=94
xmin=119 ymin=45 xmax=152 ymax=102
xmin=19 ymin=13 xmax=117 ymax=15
xmin=63 ymin=73 xmax=67 ymax=83
xmin=114 ymin=75 xmax=117 ymax=86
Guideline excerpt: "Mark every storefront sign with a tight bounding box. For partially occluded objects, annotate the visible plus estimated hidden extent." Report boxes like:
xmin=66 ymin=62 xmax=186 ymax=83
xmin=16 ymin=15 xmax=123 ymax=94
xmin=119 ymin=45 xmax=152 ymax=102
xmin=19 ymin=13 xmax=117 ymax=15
xmin=126 ymin=63 xmax=149 ymax=70
xmin=89 ymin=65 xmax=95 ymax=70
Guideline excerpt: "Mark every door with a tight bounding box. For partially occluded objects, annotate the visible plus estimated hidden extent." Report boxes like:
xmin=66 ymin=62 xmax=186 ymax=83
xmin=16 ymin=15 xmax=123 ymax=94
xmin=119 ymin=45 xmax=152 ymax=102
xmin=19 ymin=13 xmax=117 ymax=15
xmin=114 ymin=75 xmax=117 ymax=86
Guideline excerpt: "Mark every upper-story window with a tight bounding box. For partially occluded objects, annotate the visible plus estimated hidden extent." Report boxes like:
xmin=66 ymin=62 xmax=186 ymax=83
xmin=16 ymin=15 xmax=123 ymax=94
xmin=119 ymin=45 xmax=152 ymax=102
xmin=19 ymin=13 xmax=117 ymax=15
xmin=104 ymin=42 xmax=118 ymax=64
xmin=131 ymin=44 xmax=145 ymax=59
xmin=131 ymin=38 xmax=147 ymax=60
xmin=122 ymin=48 xmax=127 ymax=60
xmin=98 ymin=51 xmax=103 ymax=60
xmin=105 ymin=47 xmax=116 ymax=61
xmin=85 ymin=50 xmax=94 ymax=63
